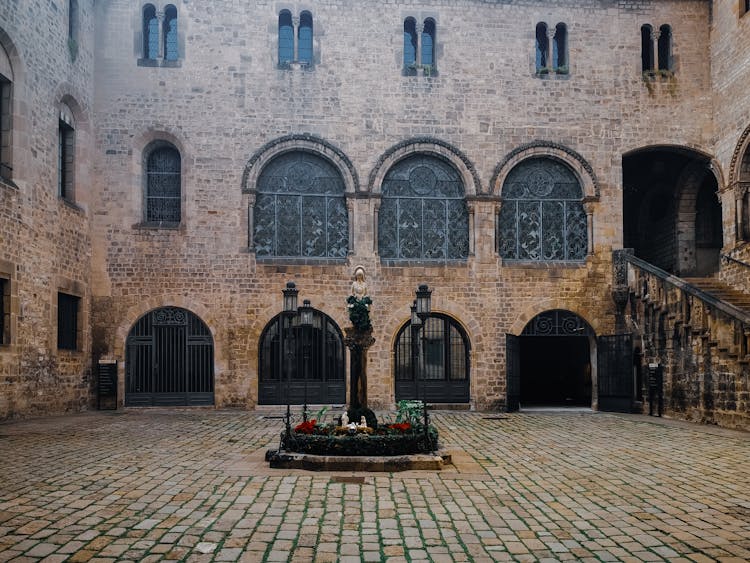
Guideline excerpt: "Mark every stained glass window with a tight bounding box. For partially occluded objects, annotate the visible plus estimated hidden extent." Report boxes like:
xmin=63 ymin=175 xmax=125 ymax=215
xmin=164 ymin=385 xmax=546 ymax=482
xmin=254 ymin=152 xmax=348 ymax=258
xmin=499 ymin=158 xmax=587 ymax=261
xmin=146 ymin=145 xmax=181 ymax=223
xmin=378 ymin=155 xmax=469 ymax=261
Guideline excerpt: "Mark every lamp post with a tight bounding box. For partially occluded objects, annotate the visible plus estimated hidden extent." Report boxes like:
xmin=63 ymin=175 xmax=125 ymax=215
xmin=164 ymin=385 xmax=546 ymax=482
xmin=410 ymin=301 xmax=421 ymax=405
xmin=415 ymin=284 xmax=432 ymax=447
xmin=281 ymin=281 xmax=298 ymax=447
xmin=299 ymin=299 xmax=313 ymax=422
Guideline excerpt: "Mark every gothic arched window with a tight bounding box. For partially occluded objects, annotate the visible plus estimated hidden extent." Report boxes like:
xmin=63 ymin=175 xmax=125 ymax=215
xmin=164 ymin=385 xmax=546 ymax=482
xmin=499 ymin=158 xmax=587 ymax=261
xmin=254 ymin=152 xmax=348 ymax=258
xmin=145 ymin=143 xmax=181 ymax=224
xmin=298 ymin=11 xmax=313 ymax=65
xmin=278 ymin=11 xmax=294 ymax=65
xmin=164 ymin=5 xmax=178 ymax=61
xmin=378 ymin=155 xmax=469 ymax=261
xmin=143 ymin=4 xmax=158 ymax=60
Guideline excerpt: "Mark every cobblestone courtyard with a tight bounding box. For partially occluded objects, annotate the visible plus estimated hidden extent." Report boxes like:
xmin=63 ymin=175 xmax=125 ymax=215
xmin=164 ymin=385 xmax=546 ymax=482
xmin=1 ymin=410 xmax=749 ymax=562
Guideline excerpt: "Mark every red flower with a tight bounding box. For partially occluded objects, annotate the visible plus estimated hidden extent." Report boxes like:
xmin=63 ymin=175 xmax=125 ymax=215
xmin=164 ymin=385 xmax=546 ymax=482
xmin=294 ymin=419 xmax=317 ymax=434
xmin=388 ymin=422 xmax=411 ymax=432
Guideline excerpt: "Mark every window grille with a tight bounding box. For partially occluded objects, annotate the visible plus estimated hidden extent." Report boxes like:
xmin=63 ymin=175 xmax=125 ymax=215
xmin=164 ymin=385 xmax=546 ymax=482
xmin=143 ymin=4 xmax=158 ymax=60
xmin=58 ymin=293 xmax=79 ymax=351
xmin=378 ymin=155 xmax=469 ymax=261
xmin=498 ymin=157 xmax=588 ymax=261
xmin=58 ymin=118 xmax=75 ymax=201
xmin=254 ymin=152 xmax=348 ymax=258
xmin=146 ymin=145 xmax=181 ymax=223
xmin=164 ymin=5 xmax=178 ymax=61
xmin=278 ymin=10 xmax=294 ymax=65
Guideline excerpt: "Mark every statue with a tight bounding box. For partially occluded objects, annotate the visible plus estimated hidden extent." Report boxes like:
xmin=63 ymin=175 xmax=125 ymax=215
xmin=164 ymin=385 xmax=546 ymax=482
xmin=346 ymin=266 xmax=372 ymax=331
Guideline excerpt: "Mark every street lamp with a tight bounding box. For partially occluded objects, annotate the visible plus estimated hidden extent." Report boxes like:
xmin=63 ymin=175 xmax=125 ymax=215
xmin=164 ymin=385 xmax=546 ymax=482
xmin=414 ymin=284 xmax=432 ymax=449
xmin=299 ymin=299 xmax=313 ymax=422
xmin=281 ymin=281 xmax=298 ymax=447
xmin=410 ymin=301 xmax=421 ymax=403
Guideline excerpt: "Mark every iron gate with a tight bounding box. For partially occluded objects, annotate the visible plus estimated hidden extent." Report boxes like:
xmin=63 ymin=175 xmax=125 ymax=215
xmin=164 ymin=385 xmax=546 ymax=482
xmin=506 ymin=334 xmax=520 ymax=412
xmin=597 ymin=333 xmax=634 ymax=412
xmin=125 ymin=307 xmax=214 ymax=406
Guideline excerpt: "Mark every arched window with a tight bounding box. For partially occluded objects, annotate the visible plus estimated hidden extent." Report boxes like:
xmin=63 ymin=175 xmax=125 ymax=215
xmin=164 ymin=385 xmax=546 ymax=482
xmin=553 ymin=23 xmax=567 ymax=71
xmin=378 ymin=155 xmax=469 ymax=261
xmin=68 ymin=0 xmax=79 ymax=44
xmin=536 ymin=22 xmax=549 ymax=71
xmin=740 ymin=149 xmax=750 ymax=241
xmin=278 ymin=10 xmax=294 ymax=65
xmin=254 ymin=152 xmax=348 ymax=258
xmin=143 ymin=4 xmax=158 ymax=60
xmin=258 ymin=309 xmax=345 ymax=404
xmin=641 ymin=24 xmax=654 ymax=72
xmin=0 ymin=43 xmax=13 ymax=181
xmin=498 ymin=158 xmax=588 ymax=261
xmin=298 ymin=11 xmax=313 ymax=65
xmin=164 ymin=5 xmax=178 ymax=61
xmin=421 ymin=18 xmax=435 ymax=67
xmin=145 ymin=143 xmax=181 ymax=224
xmin=403 ymin=17 xmax=417 ymax=68
xmin=658 ymin=24 xmax=672 ymax=71
xmin=58 ymin=104 xmax=75 ymax=201
xmin=394 ymin=313 xmax=470 ymax=403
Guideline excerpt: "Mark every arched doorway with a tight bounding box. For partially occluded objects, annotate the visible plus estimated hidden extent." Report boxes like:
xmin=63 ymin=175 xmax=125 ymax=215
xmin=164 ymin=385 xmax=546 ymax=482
xmin=623 ymin=147 xmax=722 ymax=276
xmin=125 ymin=307 xmax=214 ymax=406
xmin=515 ymin=310 xmax=593 ymax=407
xmin=394 ymin=313 xmax=470 ymax=403
xmin=258 ymin=309 xmax=345 ymax=405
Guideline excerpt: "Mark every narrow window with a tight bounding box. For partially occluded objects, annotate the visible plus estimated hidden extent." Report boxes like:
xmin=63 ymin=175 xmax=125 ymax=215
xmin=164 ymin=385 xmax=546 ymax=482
xmin=641 ymin=24 xmax=654 ymax=72
xmin=58 ymin=107 xmax=75 ymax=201
xmin=536 ymin=22 xmax=549 ymax=71
xmin=0 ymin=278 xmax=7 ymax=346
xmin=57 ymin=293 xmax=79 ymax=351
xmin=553 ymin=23 xmax=567 ymax=71
xmin=298 ymin=11 xmax=313 ymax=65
xmin=421 ymin=18 xmax=435 ymax=67
xmin=146 ymin=144 xmax=181 ymax=224
xmin=68 ymin=0 xmax=79 ymax=44
xmin=743 ymin=191 xmax=750 ymax=241
xmin=657 ymin=24 xmax=672 ymax=71
xmin=0 ymin=44 xmax=13 ymax=181
xmin=143 ymin=4 xmax=158 ymax=60
xmin=403 ymin=18 xmax=417 ymax=68
xmin=741 ymin=0 xmax=750 ymax=18
xmin=278 ymin=10 xmax=294 ymax=66
xmin=164 ymin=5 xmax=178 ymax=61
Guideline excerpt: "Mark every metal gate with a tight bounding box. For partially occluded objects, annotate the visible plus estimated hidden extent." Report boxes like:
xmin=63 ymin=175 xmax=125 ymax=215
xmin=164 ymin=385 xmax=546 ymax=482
xmin=258 ymin=310 xmax=346 ymax=405
xmin=506 ymin=334 xmax=520 ymax=412
xmin=125 ymin=307 xmax=214 ymax=406
xmin=597 ymin=333 xmax=634 ymax=412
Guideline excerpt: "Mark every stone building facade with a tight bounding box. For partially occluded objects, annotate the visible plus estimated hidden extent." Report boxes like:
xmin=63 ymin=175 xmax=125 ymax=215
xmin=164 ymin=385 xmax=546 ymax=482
xmin=2 ymin=0 xmax=750 ymax=426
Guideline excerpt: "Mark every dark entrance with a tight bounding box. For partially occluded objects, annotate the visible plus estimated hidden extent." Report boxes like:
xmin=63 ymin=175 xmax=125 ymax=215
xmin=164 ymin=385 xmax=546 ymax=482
xmin=125 ymin=307 xmax=214 ymax=406
xmin=394 ymin=314 xmax=470 ymax=403
xmin=258 ymin=309 xmax=345 ymax=405
xmin=520 ymin=336 xmax=591 ymax=406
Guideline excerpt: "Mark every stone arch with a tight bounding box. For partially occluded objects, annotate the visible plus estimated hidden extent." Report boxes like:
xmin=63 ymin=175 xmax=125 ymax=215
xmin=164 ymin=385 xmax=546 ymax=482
xmin=369 ymin=137 xmax=481 ymax=196
xmin=242 ymin=134 xmax=359 ymax=194
xmin=54 ymin=86 xmax=92 ymax=209
xmin=491 ymin=141 xmax=599 ymax=199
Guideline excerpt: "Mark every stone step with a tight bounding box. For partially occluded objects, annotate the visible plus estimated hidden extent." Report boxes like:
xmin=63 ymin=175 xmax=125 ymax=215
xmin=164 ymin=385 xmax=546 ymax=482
xmin=683 ymin=278 xmax=750 ymax=315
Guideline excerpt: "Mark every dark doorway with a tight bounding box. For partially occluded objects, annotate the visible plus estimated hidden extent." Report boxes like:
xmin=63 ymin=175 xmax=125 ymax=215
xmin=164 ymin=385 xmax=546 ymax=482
xmin=125 ymin=307 xmax=214 ymax=406
xmin=520 ymin=336 xmax=591 ymax=406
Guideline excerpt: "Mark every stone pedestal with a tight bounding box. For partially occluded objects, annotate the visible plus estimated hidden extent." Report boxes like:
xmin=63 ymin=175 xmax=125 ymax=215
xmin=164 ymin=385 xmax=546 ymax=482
xmin=344 ymin=327 xmax=375 ymax=409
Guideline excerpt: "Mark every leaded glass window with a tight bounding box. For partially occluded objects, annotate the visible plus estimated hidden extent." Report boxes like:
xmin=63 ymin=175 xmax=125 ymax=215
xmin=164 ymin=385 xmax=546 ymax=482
xmin=143 ymin=4 xmax=158 ymax=60
xmin=254 ymin=152 xmax=348 ymax=258
xmin=146 ymin=145 xmax=181 ymax=223
xmin=499 ymin=158 xmax=587 ymax=261
xmin=164 ymin=5 xmax=178 ymax=61
xmin=378 ymin=155 xmax=469 ymax=261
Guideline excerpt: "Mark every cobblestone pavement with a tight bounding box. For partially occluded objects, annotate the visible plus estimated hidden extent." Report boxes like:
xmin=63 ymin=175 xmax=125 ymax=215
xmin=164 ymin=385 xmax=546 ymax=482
xmin=1 ymin=410 xmax=750 ymax=562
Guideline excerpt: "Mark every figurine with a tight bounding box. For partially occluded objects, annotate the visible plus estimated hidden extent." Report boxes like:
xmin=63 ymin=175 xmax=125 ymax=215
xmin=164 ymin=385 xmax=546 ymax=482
xmin=341 ymin=411 xmax=349 ymax=427
xmin=360 ymin=416 xmax=367 ymax=428
xmin=351 ymin=266 xmax=367 ymax=300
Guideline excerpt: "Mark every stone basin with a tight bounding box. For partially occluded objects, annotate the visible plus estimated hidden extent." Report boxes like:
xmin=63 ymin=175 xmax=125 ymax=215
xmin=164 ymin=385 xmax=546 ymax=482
xmin=266 ymin=449 xmax=451 ymax=471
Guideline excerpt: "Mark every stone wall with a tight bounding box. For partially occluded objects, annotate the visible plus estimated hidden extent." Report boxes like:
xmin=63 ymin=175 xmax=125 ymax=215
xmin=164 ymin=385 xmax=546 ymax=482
xmin=0 ymin=0 xmax=95 ymax=419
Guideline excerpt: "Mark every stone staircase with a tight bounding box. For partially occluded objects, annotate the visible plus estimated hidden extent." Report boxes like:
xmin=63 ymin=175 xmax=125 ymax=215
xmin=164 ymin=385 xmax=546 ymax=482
xmin=683 ymin=277 xmax=750 ymax=315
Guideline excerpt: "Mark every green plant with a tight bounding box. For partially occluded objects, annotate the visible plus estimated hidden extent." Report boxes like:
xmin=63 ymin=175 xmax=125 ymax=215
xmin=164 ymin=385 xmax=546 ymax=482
xmin=555 ymin=65 xmax=569 ymax=75
xmin=538 ymin=66 xmax=551 ymax=75
xmin=307 ymin=405 xmax=330 ymax=423
xmin=422 ymin=64 xmax=433 ymax=77
xmin=346 ymin=406 xmax=378 ymax=429
xmin=346 ymin=295 xmax=372 ymax=331
xmin=396 ymin=399 xmax=424 ymax=424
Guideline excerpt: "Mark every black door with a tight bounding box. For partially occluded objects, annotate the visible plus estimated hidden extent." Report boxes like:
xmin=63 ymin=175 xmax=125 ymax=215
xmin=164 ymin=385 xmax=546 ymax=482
xmin=506 ymin=334 xmax=520 ymax=412
xmin=125 ymin=307 xmax=214 ymax=406
xmin=597 ymin=333 xmax=634 ymax=412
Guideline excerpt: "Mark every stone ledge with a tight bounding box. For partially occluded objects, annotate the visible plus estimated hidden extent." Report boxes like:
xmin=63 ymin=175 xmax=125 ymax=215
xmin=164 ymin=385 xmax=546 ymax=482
xmin=266 ymin=449 xmax=451 ymax=472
